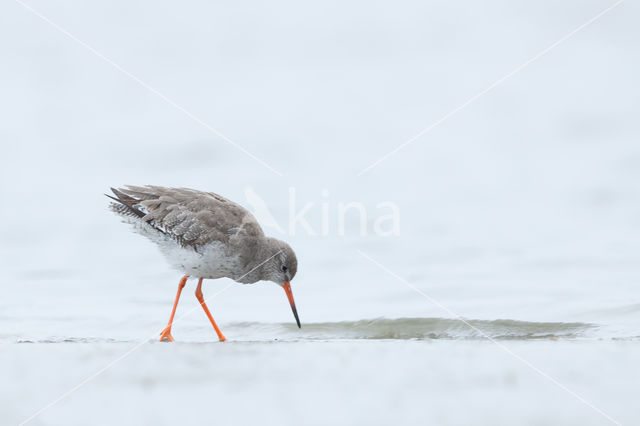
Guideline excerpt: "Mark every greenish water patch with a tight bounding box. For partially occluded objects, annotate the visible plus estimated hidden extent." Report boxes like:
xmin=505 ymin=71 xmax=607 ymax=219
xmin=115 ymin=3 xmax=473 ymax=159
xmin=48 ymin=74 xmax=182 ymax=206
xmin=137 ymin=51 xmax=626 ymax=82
xmin=230 ymin=317 xmax=596 ymax=340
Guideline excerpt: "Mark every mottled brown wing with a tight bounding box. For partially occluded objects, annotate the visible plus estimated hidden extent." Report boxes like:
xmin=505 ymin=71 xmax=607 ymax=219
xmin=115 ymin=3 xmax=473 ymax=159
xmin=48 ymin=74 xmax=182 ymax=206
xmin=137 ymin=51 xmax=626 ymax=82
xmin=111 ymin=185 xmax=264 ymax=249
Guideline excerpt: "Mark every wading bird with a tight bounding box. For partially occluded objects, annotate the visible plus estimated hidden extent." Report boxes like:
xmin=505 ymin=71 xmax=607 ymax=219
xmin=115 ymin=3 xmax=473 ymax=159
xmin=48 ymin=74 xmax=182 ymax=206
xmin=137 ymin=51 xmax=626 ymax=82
xmin=107 ymin=185 xmax=300 ymax=342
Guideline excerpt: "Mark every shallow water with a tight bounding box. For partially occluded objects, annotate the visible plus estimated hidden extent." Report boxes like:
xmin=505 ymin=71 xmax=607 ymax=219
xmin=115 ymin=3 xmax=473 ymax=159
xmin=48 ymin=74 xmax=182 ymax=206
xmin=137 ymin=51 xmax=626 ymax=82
xmin=215 ymin=318 xmax=598 ymax=341
xmin=12 ymin=317 xmax=597 ymax=343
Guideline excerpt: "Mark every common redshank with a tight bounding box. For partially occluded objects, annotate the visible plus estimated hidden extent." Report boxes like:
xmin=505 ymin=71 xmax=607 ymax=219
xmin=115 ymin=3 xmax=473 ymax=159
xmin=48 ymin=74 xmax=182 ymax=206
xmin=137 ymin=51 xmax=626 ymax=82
xmin=107 ymin=185 xmax=300 ymax=342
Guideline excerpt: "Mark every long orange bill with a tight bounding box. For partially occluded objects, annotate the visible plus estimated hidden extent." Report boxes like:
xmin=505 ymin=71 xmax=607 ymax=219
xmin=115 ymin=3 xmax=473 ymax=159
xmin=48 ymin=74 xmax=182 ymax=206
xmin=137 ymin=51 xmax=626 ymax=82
xmin=282 ymin=281 xmax=301 ymax=328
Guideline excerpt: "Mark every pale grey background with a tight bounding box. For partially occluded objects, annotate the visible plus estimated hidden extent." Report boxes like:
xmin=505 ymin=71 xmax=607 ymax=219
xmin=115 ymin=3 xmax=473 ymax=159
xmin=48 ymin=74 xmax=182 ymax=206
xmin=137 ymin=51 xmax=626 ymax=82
xmin=0 ymin=1 xmax=638 ymax=425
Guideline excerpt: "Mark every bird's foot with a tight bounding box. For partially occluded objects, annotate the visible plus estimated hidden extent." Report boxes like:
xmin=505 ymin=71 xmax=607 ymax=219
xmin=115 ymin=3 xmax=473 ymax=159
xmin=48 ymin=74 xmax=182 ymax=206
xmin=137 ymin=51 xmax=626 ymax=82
xmin=159 ymin=327 xmax=175 ymax=342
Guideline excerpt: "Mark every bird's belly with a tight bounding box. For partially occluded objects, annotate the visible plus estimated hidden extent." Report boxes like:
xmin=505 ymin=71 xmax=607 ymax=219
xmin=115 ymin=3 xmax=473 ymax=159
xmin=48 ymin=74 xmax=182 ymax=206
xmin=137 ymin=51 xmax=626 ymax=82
xmin=160 ymin=241 xmax=242 ymax=279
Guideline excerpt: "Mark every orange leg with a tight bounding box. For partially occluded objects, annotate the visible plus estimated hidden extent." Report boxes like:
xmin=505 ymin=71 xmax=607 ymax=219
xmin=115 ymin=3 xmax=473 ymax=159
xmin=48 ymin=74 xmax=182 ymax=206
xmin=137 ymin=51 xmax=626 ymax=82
xmin=195 ymin=278 xmax=227 ymax=342
xmin=159 ymin=275 xmax=189 ymax=342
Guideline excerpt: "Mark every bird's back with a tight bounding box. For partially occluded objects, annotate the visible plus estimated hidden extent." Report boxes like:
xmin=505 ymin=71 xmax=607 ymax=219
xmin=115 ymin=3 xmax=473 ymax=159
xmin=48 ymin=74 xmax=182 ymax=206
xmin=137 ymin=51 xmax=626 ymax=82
xmin=108 ymin=185 xmax=265 ymax=278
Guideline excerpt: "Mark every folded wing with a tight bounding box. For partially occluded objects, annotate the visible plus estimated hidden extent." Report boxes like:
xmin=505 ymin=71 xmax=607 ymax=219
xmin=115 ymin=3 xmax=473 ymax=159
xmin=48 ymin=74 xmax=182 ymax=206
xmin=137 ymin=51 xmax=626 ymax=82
xmin=108 ymin=185 xmax=264 ymax=251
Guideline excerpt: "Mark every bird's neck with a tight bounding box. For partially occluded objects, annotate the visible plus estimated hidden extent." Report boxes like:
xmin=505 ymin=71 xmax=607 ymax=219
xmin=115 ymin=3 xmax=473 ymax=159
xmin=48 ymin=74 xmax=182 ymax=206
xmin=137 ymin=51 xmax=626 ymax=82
xmin=234 ymin=237 xmax=281 ymax=284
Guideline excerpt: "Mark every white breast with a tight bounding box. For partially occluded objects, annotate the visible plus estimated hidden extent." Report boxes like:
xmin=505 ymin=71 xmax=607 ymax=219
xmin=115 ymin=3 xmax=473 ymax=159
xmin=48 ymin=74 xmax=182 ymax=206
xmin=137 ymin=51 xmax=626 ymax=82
xmin=122 ymin=215 xmax=242 ymax=279
xmin=159 ymin=239 xmax=242 ymax=279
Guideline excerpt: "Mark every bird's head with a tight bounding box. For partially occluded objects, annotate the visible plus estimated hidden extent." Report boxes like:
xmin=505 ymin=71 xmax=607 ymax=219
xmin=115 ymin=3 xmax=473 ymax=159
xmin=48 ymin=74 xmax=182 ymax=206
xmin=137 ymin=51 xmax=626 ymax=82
xmin=262 ymin=238 xmax=300 ymax=328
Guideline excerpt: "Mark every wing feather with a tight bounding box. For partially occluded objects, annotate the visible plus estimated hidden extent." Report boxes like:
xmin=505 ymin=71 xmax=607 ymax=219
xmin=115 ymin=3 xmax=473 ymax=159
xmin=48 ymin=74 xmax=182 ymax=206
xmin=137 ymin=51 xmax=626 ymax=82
xmin=108 ymin=185 xmax=264 ymax=250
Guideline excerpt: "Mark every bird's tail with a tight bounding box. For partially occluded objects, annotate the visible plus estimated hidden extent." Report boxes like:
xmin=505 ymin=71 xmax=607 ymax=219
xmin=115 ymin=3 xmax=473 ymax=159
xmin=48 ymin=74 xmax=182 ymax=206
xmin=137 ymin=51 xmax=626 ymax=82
xmin=106 ymin=187 xmax=146 ymax=219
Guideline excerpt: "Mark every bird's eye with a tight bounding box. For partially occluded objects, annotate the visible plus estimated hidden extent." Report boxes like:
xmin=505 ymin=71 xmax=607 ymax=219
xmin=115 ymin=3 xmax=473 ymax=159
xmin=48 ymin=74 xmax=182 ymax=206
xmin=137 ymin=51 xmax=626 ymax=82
xmin=282 ymin=266 xmax=288 ymax=272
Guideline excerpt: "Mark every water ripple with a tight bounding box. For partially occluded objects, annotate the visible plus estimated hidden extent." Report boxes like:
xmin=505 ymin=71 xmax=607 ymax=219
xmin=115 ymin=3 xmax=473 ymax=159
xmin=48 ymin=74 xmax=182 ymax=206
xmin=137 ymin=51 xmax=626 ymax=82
xmin=227 ymin=317 xmax=596 ymax=341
